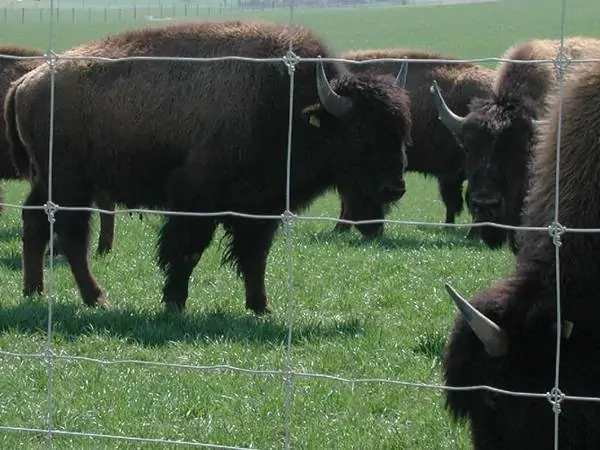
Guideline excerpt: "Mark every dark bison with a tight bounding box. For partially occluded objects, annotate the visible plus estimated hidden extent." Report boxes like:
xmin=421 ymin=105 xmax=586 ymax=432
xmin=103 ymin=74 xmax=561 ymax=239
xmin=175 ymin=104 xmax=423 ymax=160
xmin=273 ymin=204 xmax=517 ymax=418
xmin=431 ymin=37 xmax=600 ymax=253
xmin=334 ymin=49 xmax=495 ymax=237
xmin=5 ymin=20 xmax=412 ymax=313
xmin=442 ymin=62 xmax=600 ymax=449
xmin=0 ymin=45 xmax=117 ymax=255
xmin=0 ymin=46 xmax=41 ymax=209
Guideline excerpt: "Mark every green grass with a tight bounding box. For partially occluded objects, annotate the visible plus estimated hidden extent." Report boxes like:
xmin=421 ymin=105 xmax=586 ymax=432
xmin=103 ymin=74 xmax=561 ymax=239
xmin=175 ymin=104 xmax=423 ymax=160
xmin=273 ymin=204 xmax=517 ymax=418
xmin=0 ymin=0 xmax=598 ymax=447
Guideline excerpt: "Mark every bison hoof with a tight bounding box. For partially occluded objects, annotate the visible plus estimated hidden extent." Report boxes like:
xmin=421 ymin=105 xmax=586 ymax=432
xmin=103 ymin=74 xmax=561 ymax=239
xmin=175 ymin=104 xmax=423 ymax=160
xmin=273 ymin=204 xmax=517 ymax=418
xmin=249 ymin=305 xmax=272 ymax=315
xmin=96 ymin=246 xmax=112 ymax=257
xmin=97 ymin=296 xmax=112 ymax=310
xmin=23 ymin=286 xmax=43 ymax=298
xmin=163 ymin=301 xmax=185 ymax=314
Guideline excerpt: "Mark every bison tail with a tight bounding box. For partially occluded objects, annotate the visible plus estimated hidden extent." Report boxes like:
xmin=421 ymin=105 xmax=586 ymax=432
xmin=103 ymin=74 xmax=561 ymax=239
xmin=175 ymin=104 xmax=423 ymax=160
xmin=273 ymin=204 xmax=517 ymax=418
xmin=4 ymin=79 xmax=31 ymax=180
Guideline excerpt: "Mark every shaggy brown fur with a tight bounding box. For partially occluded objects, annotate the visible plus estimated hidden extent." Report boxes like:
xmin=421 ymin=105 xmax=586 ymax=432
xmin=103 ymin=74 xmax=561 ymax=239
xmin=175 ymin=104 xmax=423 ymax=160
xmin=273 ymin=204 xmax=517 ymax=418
xmin=443 ymin=62 xmax=600 ymax=449
xmin=5 ymin=20 xmax=412 ymax=313
xmin=335 ymin=49 xmax=495 ymax=237
xmin=0 ymin=47 xmax=41 ymax=195
xmin=432 ymin=36 xmax=600 ymax=253
xmin=0 ymin=45 xmax=116 ymax=255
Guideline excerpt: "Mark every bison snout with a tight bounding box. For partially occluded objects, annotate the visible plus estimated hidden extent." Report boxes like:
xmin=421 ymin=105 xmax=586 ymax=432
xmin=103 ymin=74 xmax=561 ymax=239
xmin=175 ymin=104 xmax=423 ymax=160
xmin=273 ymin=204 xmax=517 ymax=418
xmin=381 ymin=179 xmax=406 ymax=202
xmin=470 ymin=194 xmax=502 ymax=214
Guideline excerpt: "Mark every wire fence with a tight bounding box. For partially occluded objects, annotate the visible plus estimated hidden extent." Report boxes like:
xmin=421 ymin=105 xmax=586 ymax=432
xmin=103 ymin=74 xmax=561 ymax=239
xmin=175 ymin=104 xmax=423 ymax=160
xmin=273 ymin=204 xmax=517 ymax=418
xmin=0 ymin=5 xmax=349 ymax=24
xmin=0 ymin=0 xmax=597 ymax=446
xmin=0 ymin=1 xmax=425 ymax=25
xmin=0 ymin=0 xmax=495 ymax=24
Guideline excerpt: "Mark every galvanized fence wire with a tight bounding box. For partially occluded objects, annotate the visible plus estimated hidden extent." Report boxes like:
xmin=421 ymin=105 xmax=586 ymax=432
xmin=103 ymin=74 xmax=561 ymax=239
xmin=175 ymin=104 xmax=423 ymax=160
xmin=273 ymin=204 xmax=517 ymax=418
xmin=548 ymin=1 xmax=570 ymax=448
xmin=0 ymin=52 xmax=595 ymax=447
xmin=0 ymin=0 xmax=595 ymax=446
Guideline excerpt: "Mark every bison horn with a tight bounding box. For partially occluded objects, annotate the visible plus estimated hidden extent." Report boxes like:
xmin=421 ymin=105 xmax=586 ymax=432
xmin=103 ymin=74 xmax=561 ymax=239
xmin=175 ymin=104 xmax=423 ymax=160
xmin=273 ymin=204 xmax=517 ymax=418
xmin=430 ymin=80 xmax=466 ymax=137
xmin=316 ymin=56 xmax=353 ymax=118
xmin=394 ymin=58 xmax=409 ymax=89
xmin=445 ymin=283 xmax=508 ymax=357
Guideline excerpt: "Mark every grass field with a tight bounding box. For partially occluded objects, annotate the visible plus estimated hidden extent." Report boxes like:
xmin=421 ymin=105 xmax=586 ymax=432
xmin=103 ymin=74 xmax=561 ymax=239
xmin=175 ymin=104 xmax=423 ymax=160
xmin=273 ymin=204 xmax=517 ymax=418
xmin=0 ymin=0 xmax=597 ymax=447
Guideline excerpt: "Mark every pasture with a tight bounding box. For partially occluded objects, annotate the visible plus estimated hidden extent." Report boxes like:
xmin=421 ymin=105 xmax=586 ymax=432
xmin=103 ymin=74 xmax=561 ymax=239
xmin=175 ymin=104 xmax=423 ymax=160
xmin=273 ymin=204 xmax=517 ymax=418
xmin=0 ymin=0 xmax=597 ymax=447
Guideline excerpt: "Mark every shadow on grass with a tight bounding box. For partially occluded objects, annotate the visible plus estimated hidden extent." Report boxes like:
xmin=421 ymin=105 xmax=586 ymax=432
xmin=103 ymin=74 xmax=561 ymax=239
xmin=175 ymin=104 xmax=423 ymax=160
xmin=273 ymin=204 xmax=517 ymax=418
xmin=0 ymin=298 xmax=365 ymax=347
xmin=0 ymin=251 xmax=75 ymax=272
xmin=0 ymin=224 xmax=21 ymax=242
xmin=0 ymin=253 xmax=22 ymax=271
xmin=305 ymin=227 xmax=485 ymax=251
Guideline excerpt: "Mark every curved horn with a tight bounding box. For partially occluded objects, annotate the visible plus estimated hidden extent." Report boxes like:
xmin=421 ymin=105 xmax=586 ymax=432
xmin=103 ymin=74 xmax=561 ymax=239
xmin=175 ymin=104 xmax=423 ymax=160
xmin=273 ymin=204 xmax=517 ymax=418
xmin=429 ymin=80 xmax=466 ymax=137
xmin=316 ymin=56 xmax=353 ymax=117
xmin=445 ymin=283 xmax=508 ymax=357
xmin=394 ymin=58 xmax=408 ymax=89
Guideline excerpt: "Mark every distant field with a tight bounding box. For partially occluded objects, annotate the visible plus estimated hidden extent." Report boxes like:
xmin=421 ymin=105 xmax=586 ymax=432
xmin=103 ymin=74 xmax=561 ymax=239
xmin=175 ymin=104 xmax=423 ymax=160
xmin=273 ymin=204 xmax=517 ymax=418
xmin=1 ymin=0 xmax=597 ymax=54
xmin=0 ymin=0 xmax=597 ymax=448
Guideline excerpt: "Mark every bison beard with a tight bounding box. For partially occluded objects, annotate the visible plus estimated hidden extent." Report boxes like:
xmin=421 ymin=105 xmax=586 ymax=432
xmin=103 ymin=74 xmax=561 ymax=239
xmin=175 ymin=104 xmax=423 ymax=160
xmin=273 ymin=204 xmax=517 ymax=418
xmin=441 ymin=62 xmax=600 ymax=449
xmin=335 ymin=49 xmax=495 ymax=237
xmin=430 ymin=37 xmax=600 ymax=254
xmin=5 ymin=20 xmax=412 ymax=313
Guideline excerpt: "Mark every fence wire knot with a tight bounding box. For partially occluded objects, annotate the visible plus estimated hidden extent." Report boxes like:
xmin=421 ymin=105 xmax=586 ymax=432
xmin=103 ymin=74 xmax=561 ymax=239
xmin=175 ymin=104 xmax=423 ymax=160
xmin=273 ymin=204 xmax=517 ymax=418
xmin=43 ymin=51 xmax=58 ymax=70
xmin=553 ymin=51 xmax=571 ymax=78
xmin=43 ymin=347 xmax=56 ymax=366
xmin=281 ymin=209 xmax=295 ymax=227
xmin=43 ymin=201 xmax=59 ymax=224
xmin=283 ymin=51 xmax=300 ymax=75
xmin=546 ymin=387 xmax=565 ymax=414
xmin=548 ymin=221 xmax=565 ymax=247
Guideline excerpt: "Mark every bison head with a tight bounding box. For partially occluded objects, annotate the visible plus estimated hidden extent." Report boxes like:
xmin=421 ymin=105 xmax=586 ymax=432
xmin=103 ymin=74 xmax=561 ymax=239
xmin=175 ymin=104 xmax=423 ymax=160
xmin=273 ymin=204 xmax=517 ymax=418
xmin=442 ymin=282 xmax=599 ymax=449
xmin=430 ymin=80 xmax=545 ymax=251
xmin=305 ymin=57 xmax=412 ymax=238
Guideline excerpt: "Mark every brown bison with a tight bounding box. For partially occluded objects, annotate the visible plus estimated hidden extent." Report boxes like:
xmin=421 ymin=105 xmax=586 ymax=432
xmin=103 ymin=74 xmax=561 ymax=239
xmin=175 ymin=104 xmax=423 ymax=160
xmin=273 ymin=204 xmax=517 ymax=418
xmin=5 ymin=20 xmax=412 ymax=313
xmin=442 ymin=61 xmax=600 ymax=449
xmin=431 ymin=37 xmax=600 ymax=253
xmin=0 ymin=46 xmax=41 ymax=207
xmin=0 ymin=45 xmax=117 ymax=255
xmin=334 ymin=49 xmax=495 ymax=237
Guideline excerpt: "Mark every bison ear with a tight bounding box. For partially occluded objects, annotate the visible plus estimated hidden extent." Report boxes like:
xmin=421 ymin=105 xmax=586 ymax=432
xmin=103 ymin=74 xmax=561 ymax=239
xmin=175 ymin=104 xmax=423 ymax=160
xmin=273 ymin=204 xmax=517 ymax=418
xmin=309 ymin=115 xmax=321 ymax=128
xmin=302 ymin=104 xmax=326 ymax=128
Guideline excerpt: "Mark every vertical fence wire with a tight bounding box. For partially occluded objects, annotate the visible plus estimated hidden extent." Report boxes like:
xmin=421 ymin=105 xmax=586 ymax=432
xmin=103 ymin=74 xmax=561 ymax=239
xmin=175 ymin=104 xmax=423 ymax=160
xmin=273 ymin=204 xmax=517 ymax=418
xmin=282 ymin=1 xmax=299 ymax=445
xmin=2 ymin=0 xmax=595 ymax=447
xmin=44 ymin=1 xmax=57 ymax=447
xmin=550 ymin=0 xmax=570 ymax=447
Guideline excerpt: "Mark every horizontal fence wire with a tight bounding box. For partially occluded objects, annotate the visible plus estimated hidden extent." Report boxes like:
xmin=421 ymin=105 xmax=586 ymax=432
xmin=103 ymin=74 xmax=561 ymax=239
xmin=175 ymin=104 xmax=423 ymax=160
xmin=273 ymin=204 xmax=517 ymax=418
xmin=0 ymin=1 xmax=595 ymax=445
xmin=4 ymin=51 xmax=600 ymax=64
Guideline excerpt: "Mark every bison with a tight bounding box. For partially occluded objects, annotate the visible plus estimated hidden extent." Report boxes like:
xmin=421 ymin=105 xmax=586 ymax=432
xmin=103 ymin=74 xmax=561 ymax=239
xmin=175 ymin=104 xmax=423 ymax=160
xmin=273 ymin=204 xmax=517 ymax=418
xmin=0 ymin=46 xmax=41 ymax=210
xmin=0 ymin=45 xmax=117 ymax=255
xmin=5 ymin=20 xmax=412 ymax=313
xmin=334 ymin=49 xmax=495 ymax=238
xmin=441 ymin=61 xmax=600 ymax=449
xmin=431 ymin=37 xmax=600 ymax=253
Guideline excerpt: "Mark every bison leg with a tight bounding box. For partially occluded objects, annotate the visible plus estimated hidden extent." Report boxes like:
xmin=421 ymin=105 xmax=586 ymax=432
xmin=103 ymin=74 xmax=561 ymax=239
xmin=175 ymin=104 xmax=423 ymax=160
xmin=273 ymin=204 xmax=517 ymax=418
xmin=54 ymin=202 xmax=108 ymax=307
xmin=438 ymin=175 xmax=465 ymax=224
xmin=94 ymin=190 xmax=116 ymax=256
xmin=223 ymin=217 xmax=278 ymax=315
xmin=158 ymin=216 xmax=218 ymax=312
xmin=333 ymin=196 xmax=352 ymax=233
xmin=22 ymin=181 xmax=51 ymax=297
